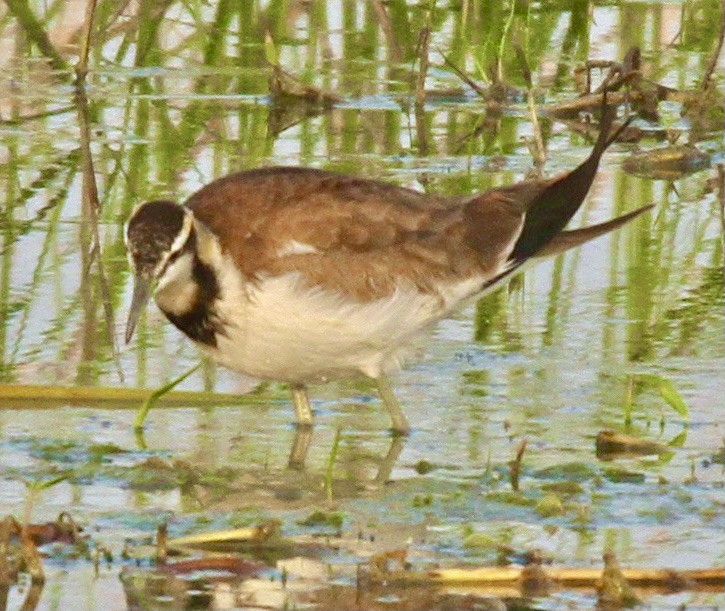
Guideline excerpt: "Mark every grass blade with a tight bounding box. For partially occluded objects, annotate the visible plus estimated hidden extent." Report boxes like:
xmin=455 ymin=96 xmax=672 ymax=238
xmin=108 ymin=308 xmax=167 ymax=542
xmin=133 ymin=364 xmax=202 ymax=430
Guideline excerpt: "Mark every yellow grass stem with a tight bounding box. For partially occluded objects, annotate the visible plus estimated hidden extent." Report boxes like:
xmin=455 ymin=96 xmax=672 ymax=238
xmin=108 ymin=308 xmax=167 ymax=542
xmin=0 ymin=383 xmax=253 ymax=408
xmin=375 ymin=566 xmax=725 ymax=589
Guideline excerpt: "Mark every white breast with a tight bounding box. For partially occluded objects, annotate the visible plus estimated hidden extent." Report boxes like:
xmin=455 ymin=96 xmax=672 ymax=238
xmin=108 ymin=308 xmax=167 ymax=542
xmin=199 ymin=255 xmax=484 ymax=383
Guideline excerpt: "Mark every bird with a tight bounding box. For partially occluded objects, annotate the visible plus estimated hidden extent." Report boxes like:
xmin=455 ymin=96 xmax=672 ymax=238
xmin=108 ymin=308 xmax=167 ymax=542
xmin=124 ymin=106 xmax=650 ymax=435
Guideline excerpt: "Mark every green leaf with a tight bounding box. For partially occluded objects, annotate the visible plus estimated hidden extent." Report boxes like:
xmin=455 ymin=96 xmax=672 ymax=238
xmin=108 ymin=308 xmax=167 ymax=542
xmin=636 ymin=374 xmax=689 ymax=420
xmin=667 ymin=430 xmax=688 ymax=448
xmin=657 ymin=378 xmax=689 ymax=419
xmin=134 ymin=363 xmax=202 ymax=430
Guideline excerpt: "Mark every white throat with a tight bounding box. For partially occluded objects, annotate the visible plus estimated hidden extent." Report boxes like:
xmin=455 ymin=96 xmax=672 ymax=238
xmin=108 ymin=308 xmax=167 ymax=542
xmin=154 ymin=252 xmax=197 ymax=316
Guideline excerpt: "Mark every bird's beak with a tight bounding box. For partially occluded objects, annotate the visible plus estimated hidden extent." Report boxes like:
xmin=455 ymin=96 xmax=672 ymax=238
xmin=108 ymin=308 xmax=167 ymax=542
xmin=125 ymin=276 xmax=152 ymax=344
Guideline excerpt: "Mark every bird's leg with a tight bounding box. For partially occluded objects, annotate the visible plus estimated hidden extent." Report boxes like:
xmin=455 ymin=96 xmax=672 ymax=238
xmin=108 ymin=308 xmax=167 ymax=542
xmin=290 ymin=383 xmax=314 ymax=427
xmin=375 ymin=377 xmax=410 ymax=435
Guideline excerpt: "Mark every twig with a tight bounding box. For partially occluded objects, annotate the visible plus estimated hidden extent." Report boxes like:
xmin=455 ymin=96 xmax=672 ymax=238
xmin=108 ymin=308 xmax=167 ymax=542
xmin=665 ymin=5 xmax=685 ymax=48
xmin=588 ymin=47 xmax=641 ymax=95
xmin=158 ymin=556 xmax=262 ymax=576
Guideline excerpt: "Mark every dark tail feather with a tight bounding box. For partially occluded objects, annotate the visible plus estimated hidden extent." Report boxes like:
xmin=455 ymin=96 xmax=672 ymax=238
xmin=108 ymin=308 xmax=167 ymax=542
xmin=480 ymin=203 xmax=651 ymax=294
xmin=534 ymin=205 xmax=653 ymax=257
xmin=510 ymin=105 xmax=634 ymax=262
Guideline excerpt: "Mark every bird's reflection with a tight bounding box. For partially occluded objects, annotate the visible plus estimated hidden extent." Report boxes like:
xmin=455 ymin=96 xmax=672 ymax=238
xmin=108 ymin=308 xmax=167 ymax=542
xmin=287 ymin=426 xmax=313 ymax=470
xmin=135 ymin=411 xmax=409 ymax=510
xmin=287 ymin=425 xmax=406 ymax=487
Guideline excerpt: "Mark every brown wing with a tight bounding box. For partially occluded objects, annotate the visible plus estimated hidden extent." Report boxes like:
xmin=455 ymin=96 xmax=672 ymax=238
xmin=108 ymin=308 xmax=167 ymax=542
xmin=186 ymin=112 xmax=647 ymax=304
xmin=186 ymin=167 xmax=524 ymax=300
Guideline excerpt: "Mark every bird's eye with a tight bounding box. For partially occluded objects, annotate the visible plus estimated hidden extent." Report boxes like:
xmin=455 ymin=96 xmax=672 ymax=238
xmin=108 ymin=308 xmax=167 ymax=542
xmin=167 ymin=249 xmax=182 ymax=265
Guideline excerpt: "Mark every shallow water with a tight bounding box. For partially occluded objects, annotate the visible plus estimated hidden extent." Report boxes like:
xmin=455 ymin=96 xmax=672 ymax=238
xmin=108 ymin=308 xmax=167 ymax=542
xmin=0 ymin=1 xmax=723 ymax=609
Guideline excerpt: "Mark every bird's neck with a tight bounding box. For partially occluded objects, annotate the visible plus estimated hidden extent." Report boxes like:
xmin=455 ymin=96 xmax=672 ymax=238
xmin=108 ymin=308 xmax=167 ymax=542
xmin=154 ymin=224 xmax=224 ymax=346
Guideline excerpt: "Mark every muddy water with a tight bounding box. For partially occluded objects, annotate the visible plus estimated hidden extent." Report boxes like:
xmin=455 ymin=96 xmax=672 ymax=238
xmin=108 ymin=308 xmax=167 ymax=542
xmin=0 ymin=1 xmax=723 ymax=609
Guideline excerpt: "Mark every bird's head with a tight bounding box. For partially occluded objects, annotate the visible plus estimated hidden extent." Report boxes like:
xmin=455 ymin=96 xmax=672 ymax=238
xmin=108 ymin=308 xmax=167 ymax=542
xmin=124 ymin=200 xmax=195 ymax=344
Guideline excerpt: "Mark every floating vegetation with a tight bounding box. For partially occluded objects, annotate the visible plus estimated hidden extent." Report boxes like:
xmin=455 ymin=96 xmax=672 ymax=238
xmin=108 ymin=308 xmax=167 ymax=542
xmin=595 ymin=430 xmax=668 ymax=461
xmin=534 ymin=492 xmax=564 ymax=518
xmin=623 ymin=145 xmax=711 ymax=181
